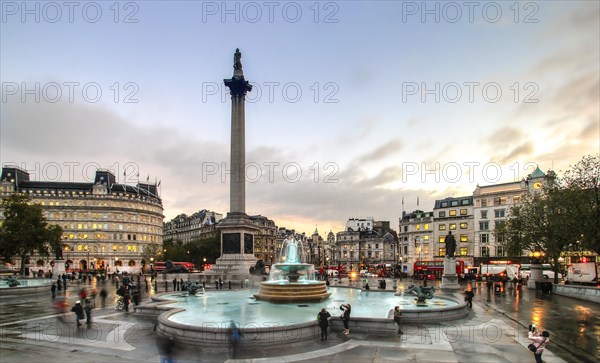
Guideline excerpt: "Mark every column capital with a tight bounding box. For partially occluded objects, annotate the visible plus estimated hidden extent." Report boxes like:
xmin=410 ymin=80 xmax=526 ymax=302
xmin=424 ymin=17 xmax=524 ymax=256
xmin=224 ymin=77 xmax=252 ymax=97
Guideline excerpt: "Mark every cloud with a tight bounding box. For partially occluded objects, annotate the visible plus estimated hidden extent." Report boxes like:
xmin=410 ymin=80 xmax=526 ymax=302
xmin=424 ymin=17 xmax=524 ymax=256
xmin=356 ymin=139 xmax=403 ymax=164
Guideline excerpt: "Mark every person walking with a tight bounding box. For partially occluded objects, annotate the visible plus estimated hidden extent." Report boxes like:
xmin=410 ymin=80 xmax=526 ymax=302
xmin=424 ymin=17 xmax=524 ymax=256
xmin=393 ymin=306 xmax=403 ymax=334
xmin=317 ymin=308 xmax=331 ymax=341
xmin=99 ymin=288 xmax=108 ymax=308
xmin=340 ymin=303 xmax=351 ymax=335
xmin=173 ymin=278 xmax=177 ymax=291
xmin=528 ymin=328 xmax=550 ymax=363
xmin=464 ymin=289 xmax=474 ymax=308
xmin=71 ymin=301 xmax=84 ymax=327
xmin=228 ymin=321 xmax=243 ymax=359
xmin=51 ymin=283 xmax=56 ymax=299
xmin=84 ymin=298 xmax=93 ymax=326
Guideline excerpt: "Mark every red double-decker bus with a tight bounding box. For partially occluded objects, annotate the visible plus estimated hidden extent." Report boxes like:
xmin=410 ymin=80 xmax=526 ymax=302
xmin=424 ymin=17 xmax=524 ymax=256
xmin=152 ymin=261 xmax=195 ymax=273
xmin=414 ymin=260 xmax=464 ymax=280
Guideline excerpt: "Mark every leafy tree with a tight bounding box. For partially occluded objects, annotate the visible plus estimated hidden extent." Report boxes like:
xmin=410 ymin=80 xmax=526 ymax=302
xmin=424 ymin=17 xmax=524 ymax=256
xmin=184 ymin=234 xmax=220 ymax=267
xmin=560 ymin=154 xmax=600 ymax=255
xmin=500 ymin=154 xmax=600 ymax=282
xmin=0 ymin=194 xmax=63 ymax=275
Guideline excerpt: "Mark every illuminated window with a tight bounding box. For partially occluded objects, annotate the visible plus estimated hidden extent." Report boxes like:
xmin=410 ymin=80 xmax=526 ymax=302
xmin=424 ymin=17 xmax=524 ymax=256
xmin=460 ymin=223 xmax=467 ymax=229
xmin=460 ymin=235 xmax=468 ymax=242
xmin=127 ymin=245 xmax=132 ymax=251
xmin=84 ymin=245 xmax=88 ymax=251
xmin=77 ymin=245 xmax=83 ymax=251
xmin=439 ymin=248 xmax=446 ymax=257
xmin=112 ymin=245 xmax=117 ymax=251
xmin=424 ymin=224 xmax=429 ymax=230
xmin=424 ymin=235 xmax=429 ymax=241
xmin=92 ymin=223 xmax=97 ymax=229
xmin=78 ymin=224 xmax=82 ymax=230
xmin=416 ymin=225 xmax=421 ymax=231
xmin=460 ymin=247 xmax=468 ymax=256
xmin=439 ymin=236 xmax=445 ymax=243
xmin=439 ymin=224 xmax=446 ymax=231
xmin=449 ymin=223 xmax=457 ymax=230
xmin=449 ymin=210 xmax=457 ymax=216
xmin=69 ymin=233 xmax=74 ymax=239
xmin=460 ymin=209 xmax=467 ymax=215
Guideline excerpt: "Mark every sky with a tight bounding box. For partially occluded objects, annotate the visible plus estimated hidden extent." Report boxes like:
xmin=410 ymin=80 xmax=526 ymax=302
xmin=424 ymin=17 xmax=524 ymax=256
xmin=1 ymin=1 xmax=599 ymax=235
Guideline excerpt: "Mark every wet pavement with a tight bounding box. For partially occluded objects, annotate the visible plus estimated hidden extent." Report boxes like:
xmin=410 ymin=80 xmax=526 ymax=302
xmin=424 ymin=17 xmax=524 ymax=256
xmin=0 ymin=276 xmax=597 ymax=362
xmin=468 ymin=281 xmax=598 ymax=363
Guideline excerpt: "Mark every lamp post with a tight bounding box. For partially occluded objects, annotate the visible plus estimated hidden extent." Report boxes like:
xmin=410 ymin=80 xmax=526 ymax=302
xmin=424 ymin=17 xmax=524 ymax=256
xmin=150 ymin=257 xmax=154 ymax=272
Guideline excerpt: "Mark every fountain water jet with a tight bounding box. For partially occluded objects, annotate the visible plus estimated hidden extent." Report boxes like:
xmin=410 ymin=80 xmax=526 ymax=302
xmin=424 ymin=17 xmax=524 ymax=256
xmin=253 ymin=237 xmax=330 ymax=302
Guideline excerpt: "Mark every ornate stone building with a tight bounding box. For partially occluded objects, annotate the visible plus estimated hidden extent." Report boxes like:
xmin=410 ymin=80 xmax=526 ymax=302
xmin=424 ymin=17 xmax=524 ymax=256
xmin=433 ymin=196 xmax=474 ymax=266
xmin=0 ymin=166 xmax=163 ymax=274
xmin=398 ymin=210 xmax=434 ymax=275
xmin=163 ymin=210 xmax=222 ymax=244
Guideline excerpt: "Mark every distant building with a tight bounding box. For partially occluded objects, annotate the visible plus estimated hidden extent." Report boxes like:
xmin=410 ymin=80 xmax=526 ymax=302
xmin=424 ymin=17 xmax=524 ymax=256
xmin=433 ymin=196 xmax=474 ymax=268
xmin=472 ymin=167 xmax=547 ymax=266
xmin=0 ymin=166 xmax=163 ymax=274
xmin=398 ymin=210 xmax=434 ymax=275
xmin=163 ymin=210 xmax=223 ymax=244
xmin=249 ymin=215 xmax=277 ymax=264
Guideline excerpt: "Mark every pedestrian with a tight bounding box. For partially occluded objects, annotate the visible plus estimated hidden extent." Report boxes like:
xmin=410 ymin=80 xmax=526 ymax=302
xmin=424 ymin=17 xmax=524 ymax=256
xmin=156 ymin=334 xmax=175 ymax=363
xmin=79 ymin=287 xmax=88 ymax=301
xmin=84 ymin=298 xmax=93 ymax=326
xmin=215 ymin=280 xmax=219 ymax=290
xmin=133 ymin=289 xmax=141 ymax=306
xmin=464 ymin=289 xmax=474 ymax=308
xmin=528 ymin=327 xmax=550 ymax=363
xmin=340 ymin=303 xmax=351 ymax=335
xmin=173 ymin=278 xmax=177 ymax=291
xmin=228 ymin=321 xmax=243 ymax=359
xmin=317 ymin=308 xmax=331 ymax=341
xmin=393 ymin=306 xmax=403 ymax=334
xmin=123 ymin=293 xmax=130 ymax=312
xmin=51 ymin=283 xmax=56 ymax=299
xmin=180 ymin=278 xmax=184 ymax=291
xmin=71 ymin=300 xmax=84 ymax=327
xmin=364 ymin=280 xmax=370 ymax=290
xmin=99 ymin=288 xmax=107 ymax=308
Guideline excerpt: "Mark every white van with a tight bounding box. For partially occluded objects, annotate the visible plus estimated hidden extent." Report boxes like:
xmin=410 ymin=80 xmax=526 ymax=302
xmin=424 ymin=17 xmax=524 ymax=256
xmin=520 ymin=264 xmax=563 ymax=280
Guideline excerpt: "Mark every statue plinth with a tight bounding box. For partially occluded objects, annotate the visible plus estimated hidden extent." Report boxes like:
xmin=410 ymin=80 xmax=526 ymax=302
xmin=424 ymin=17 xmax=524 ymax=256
xmin=441 ymin=256 xmax=461 ymax=290
xmin=53 ymin=260 xmax=67 ymax=276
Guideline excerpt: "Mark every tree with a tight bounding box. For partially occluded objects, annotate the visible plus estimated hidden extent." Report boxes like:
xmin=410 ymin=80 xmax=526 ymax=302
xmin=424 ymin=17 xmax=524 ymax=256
xmin=0 ymin=194 xmax=63 ymax=275
xmin=559 ymin=154 xmax=600 ymax=255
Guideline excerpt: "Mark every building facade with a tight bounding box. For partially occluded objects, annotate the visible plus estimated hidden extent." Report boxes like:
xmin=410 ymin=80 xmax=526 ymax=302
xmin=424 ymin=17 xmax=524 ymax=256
xmin=163 ymin=210 xmax=222 ymax=244
xmin=250 ymin=215 xmax=277 ymax=264
xmin=398 ymin=210 xmax=434 ymax=275
xmin=0 ymin=166 xmax=164 ymax=274
xmin=472 ymin=167 xmax=547 ymax=266
xmin=433 ymin=196 xmax=474 ymax=268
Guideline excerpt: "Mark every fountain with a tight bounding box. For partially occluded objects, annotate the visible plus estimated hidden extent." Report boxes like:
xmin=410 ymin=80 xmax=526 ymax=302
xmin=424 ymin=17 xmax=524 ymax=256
xmin=404 ymin=284 xmax=436 ymax=305
xmin=254 ymin=237 xmax=330 ymax=302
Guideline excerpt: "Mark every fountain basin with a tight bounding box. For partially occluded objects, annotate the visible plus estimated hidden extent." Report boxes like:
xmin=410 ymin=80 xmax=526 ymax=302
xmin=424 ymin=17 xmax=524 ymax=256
xmin=254 ymin=280 xmax=331 ymax=302
xmin=148 ymin=287 xmax=468 ymax=348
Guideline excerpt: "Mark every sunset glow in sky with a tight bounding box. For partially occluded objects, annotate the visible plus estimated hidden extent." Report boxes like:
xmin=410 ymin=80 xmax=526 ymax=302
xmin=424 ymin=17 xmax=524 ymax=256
xmin=2 ymin=1 xmax=599 ymax=234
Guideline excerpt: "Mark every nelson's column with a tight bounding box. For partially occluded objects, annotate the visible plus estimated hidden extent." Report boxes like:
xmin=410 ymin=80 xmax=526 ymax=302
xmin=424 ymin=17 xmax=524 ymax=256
xmin=211 ymin=49 xmax=259 ymax=277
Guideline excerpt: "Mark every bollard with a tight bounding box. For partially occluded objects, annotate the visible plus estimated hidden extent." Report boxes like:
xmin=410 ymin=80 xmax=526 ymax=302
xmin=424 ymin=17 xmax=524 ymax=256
xmin=229 ymin=281 xmax=231 ymax=290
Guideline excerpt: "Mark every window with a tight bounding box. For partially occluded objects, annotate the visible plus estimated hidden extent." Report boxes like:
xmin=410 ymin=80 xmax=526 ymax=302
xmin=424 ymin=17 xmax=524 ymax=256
xmin=423 ymin=244 xmax=429 ymax=253
xmin=449 ymin=210 xmax=457 ymax=216
xmin=460 ymin=209 xmax=467 ymax=215
xmin=439 ymin=236 xmax=445 ymax=243
xmin=460 ymin=234 xmax=468 ymax=242
xmin=461 ymin=199 xmax=469 ymax=205
xmin=451 ymin=200 xmax=458 ymax=206
xmin=439 ymin=211 xmax=446 ymax=217
xmin=496 ymin=246 xmax=504 ymax=256
xmin=494 ymin=209 xmax=506 ymax=218
xmin=480 ymin=210 xmax=488 ymax=219
xmin=439 ymin=224 xmax=446 ymax=231
xmin=416 ymin=224 xmax=421 ymax=231
xmin=480 ymin=233 xmax=489 ymax=243
xmin=424 ymin=235 xmax=429 ymax=241
xmin=460 ymin=223 xmax=468 ymax=229
xmin=479 ymin=221 xmax=489 ymax=230
xmin=441 ymin=202 xmax=448 ymax=208
xmin=424 ymin=224 xmax=429 ymax=230
xmin=403 ymin=246 xmax=408 ymax=254
xmin=460 ymin=247 xmax=468 ymax=256
xmin=449 ymin=223 xmax=457 ymax=230
xmin=480 ymin=246 xmax=490 ymax=257
xmin=439 ymin=248 xmax=446 ymax=257
xmin=481 ymin=199 xmax=488 ymax=207
xmin=495 ymin=220 xmax=505 ymax=228
xmin=513 ymin=195 xmax=521 ymax=204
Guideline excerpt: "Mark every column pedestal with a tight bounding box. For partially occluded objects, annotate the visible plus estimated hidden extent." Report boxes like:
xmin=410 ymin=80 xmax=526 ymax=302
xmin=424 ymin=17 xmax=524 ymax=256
xmin=441 ymin=256 xmax=461 ymax=290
